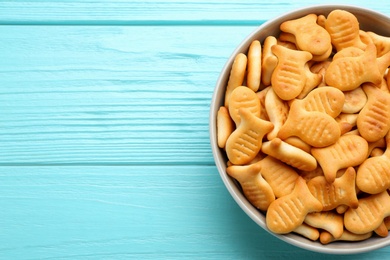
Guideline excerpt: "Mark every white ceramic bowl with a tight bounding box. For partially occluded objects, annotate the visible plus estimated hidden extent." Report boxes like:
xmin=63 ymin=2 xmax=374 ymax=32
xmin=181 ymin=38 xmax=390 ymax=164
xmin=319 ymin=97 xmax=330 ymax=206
xmin=210 ymin=4 xmax=390 ymax=254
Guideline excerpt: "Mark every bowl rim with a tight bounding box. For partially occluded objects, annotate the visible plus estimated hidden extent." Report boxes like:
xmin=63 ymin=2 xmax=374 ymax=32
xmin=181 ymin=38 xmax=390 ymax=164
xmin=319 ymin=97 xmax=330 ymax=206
xmin=209 ymin=3 xmax=390 ymax=254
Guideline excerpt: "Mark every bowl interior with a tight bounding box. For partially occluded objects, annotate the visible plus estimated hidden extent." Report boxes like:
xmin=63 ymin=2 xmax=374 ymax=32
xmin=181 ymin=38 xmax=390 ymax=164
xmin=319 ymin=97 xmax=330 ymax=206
xmin=210 ymin=4 xmax=390 ymax=254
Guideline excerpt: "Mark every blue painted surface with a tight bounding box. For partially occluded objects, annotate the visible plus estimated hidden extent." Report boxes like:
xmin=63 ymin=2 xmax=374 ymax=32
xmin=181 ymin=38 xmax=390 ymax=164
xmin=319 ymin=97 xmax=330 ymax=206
xmin=1 ymin=1 xmax=390 ymax=259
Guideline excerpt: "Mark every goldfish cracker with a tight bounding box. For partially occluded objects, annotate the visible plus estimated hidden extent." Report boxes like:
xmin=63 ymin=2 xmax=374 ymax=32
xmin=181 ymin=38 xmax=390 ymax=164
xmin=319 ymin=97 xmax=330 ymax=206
xmin=228 ymin=86 xmax=261 ymax=126
xmin=217 ymin=106 xmax=234 ymax=149
xmin=247 ymin=40 xmax=262 ymax=92
xmin=280 ymin=13 xmax=331 ymax=57
xmin=227 ymin=161 xmax=275 ymax=211
xmin=312 ymin=135 xmax=368 ymax=183
xmin=271 ymin=45 xmax=312 ymax=100
xmin=225 ymin=109 xmax=273 ymax=165
xmin=224 ymin=53 xmax=247 ymax=107
xmin=266 ymin=177 xmax=322 ymax=234
xmin=216 ymin=9 xmax=390 ymax=244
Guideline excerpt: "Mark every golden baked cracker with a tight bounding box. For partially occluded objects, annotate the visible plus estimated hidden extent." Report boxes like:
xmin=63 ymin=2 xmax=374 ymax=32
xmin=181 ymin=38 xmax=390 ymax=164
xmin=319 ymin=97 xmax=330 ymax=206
xmin=317 ymin=14 xmax=326 ymax=28
xmin=339 ymin=122 xmax=355 ymax=136
xmin=312 ymin=45 xmax=333 ymax=62
xmin=359 ymin=30 xmax=374 ymax=46
xmin=280 ymin=13 xmax=331 ymax=57
xmin=367 ymin=31 xmax=390 ymax=57
xmin=376 ymin=48 xmax=390 ymax=76
xmin=293 ymin=223 xmax=320 ymax=241
xmin=225 ymin=109 xmax=273 ymax=165
xmin=311 ymin=134 xmax=368 ymax=183
xmin=386 ymin=69 xmax=390 ymax=92
xmin=271 ymin=45 xmax=313 ymax=100
xmin=226 ymin=161 xmax=275 ymax=211
xmin=296 ymin=86 xmax=345 ymax=118
xmin=266 ymin=177 xmax=322 ymax=234
xmin=311 ymin=60 xmax=330 ymax=73
xmin=370 ymin=147 xmax=385 ymax=157
xmin=247 ymin=40 xmax=262 ymax=92
xmin=335 ymin=113 xmax=358 ymax=129
xmin=336 ymin=205 xmax=349 ymax=214
xmin=217 ymin=106 xmax=235 ymax=149
xmin=276 ymin=39 xmax=298 ymax=50
xmin=228 ymin=86 xmax=261 ymax=126
xmin=261 ymin=138 xmax=317 ymax=172
xmin=325 ymin=9 xmax=366 ymax=51
xmin=310 ymin=60 xmax=331 ymax=74
xmin=297 ymin=63 xmax=323 ymax=99
xmin=254 ymin=156 xmax=299 ymax=198
xmin=307 ymin=167 xmax=358 ymax=211
xmin=356 ymin=147 xmax=390 ymax=194
xmin=247 ymin=152 xmax=267 ymax=165
xmin=224 ymin=53 xmax=247 ymax=107
xmin=374 ymin=221 xmax=389 ymax=237
xmin=278 ymin=32 xmax=297 ymax=46
xmin=284 ymin=136 xmax=311 ymax=153
xmin=342 ymin=128 xmax=360 ymax=136
xmin=384 ymin=216 xmax=390 ymax=230
xmin=277 ymin=101 xmax=340 ymax=148
xmin=344 ymin=191 xmax=390 ymax=234
xmin=335 ymin=113 xmax=358 ymax=135
xmin=264 ymin=87 xmax=289 ymax=140
xmin=305 ymin=211 xmax=344 ymax=239
xmin=376 ymin=77 xmax=390 ymax=93
xmin=325 ymin=43 xmax=382 ymax=91
xmin=299 ymin=166 xmax=324 ymax=183
xmin=367 ymin=136 xmax=386 ymax=157
xmin=357 ymin=84 xmax=390 ymax=142
xmin=342 ymin=87 xmax=367 ymax=113
xmin=261 ymin=36 xmax=278 ymax=87
xmin=332 ymin=46 xmax=364 ymax=60
xmin=310 ymin=62 xmax=330 ymax=87
xmin=256 ymin=86 xmax=270 ymax=121
xmin=320 ymin=230 xmax=373 ymax=244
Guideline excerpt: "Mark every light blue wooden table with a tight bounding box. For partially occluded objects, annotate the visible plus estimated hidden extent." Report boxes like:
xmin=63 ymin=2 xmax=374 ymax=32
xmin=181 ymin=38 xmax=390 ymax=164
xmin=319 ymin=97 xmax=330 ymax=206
xmin=2 ymin=0 xmax=390 ymax=259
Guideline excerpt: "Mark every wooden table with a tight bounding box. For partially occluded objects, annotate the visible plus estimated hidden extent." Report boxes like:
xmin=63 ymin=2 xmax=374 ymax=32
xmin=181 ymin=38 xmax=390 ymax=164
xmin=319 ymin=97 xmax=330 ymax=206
xmin=1 ymin=1 xmax=390 ymax=259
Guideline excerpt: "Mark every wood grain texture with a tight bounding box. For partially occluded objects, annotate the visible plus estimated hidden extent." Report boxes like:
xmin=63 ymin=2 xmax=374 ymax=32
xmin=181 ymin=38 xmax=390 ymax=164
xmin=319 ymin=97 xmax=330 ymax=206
xmin=2 ymin=1 xmax=390 ymax=259
xmin=1 ymin=0 xmax=389 ymax=24
xmin=0 ymin=166 xmax=287 ymax=259
xmin=0 ymin=25 xmax=255 ymax=165
xmin=1 ymin=166 xmax=389 ymax=259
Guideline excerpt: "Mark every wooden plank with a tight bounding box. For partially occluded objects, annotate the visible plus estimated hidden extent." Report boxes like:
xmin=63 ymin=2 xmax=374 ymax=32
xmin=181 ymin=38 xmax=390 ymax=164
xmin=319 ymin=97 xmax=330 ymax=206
xmin=1 ymin=165 xmax=390 ymax=258
xmin=0 ymin=25 xmax=256 ymax=165
xmin=0 ymin=165 xmax=287 ymax=258
xmin=0 ymin=165 xmax=375 ymax=258
xmin=1 ymin=1 xmax=389 ymax=24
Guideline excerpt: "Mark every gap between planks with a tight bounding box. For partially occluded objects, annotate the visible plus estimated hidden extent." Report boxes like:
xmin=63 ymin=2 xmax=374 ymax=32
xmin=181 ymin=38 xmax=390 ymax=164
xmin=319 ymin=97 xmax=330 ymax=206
xmin=0 ymin=20 xmax=266 ymax=26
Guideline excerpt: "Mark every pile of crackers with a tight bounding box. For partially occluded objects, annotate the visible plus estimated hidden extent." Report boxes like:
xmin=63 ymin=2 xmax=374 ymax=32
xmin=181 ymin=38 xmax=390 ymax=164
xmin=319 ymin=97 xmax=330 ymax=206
xmin=217 ymin=9 xmax=390 ymax=244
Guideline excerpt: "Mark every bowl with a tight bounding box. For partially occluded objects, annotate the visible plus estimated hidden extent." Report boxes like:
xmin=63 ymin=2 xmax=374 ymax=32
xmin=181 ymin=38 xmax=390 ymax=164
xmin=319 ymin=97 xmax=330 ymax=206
xmin=209 ymin=4 xmax=390 ymax=254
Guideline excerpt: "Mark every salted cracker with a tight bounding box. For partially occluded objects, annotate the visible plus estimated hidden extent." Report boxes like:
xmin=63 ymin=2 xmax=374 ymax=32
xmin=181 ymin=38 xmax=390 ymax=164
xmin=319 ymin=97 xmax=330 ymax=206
xmin=225 ymin=109 xmax=273 ymax=165
xmin=266 ymin=177 xmax=322 ymax=234
xmin=217 ymin=106 xmax=235 ymax=149
xmin=247 ymin=40 xmax=262 ymax=92
xmin=224 ymin=53 xmax=247 ymax=107
xmin=227 ymin=161 xmax=275 ymax=211
xmin=264 ymin=87 xmax=289 ymax=140
xmin=261 ymin=138 xmax=317 ymax=172
xmin=307 ymin=167 xmax=358 ymax=211
xmin=325 ymin=9 xmax=366 ymax=51
xmin=228 ymin=86 xmax=261 ymax=126
xmin=344 ymin=191 xmax=390 ymax=234
xmin=305 ymin=211 xmax=344 ymax=239
xmin=311 ymin=134 xmax=368 ymax=183
xmin=357 ymin=84 xmax=390 ymax=142
xmin=271 ymin=45 xmax=312 ymax=100
xmin=280 ymin=13 xmax=331 ymax=57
